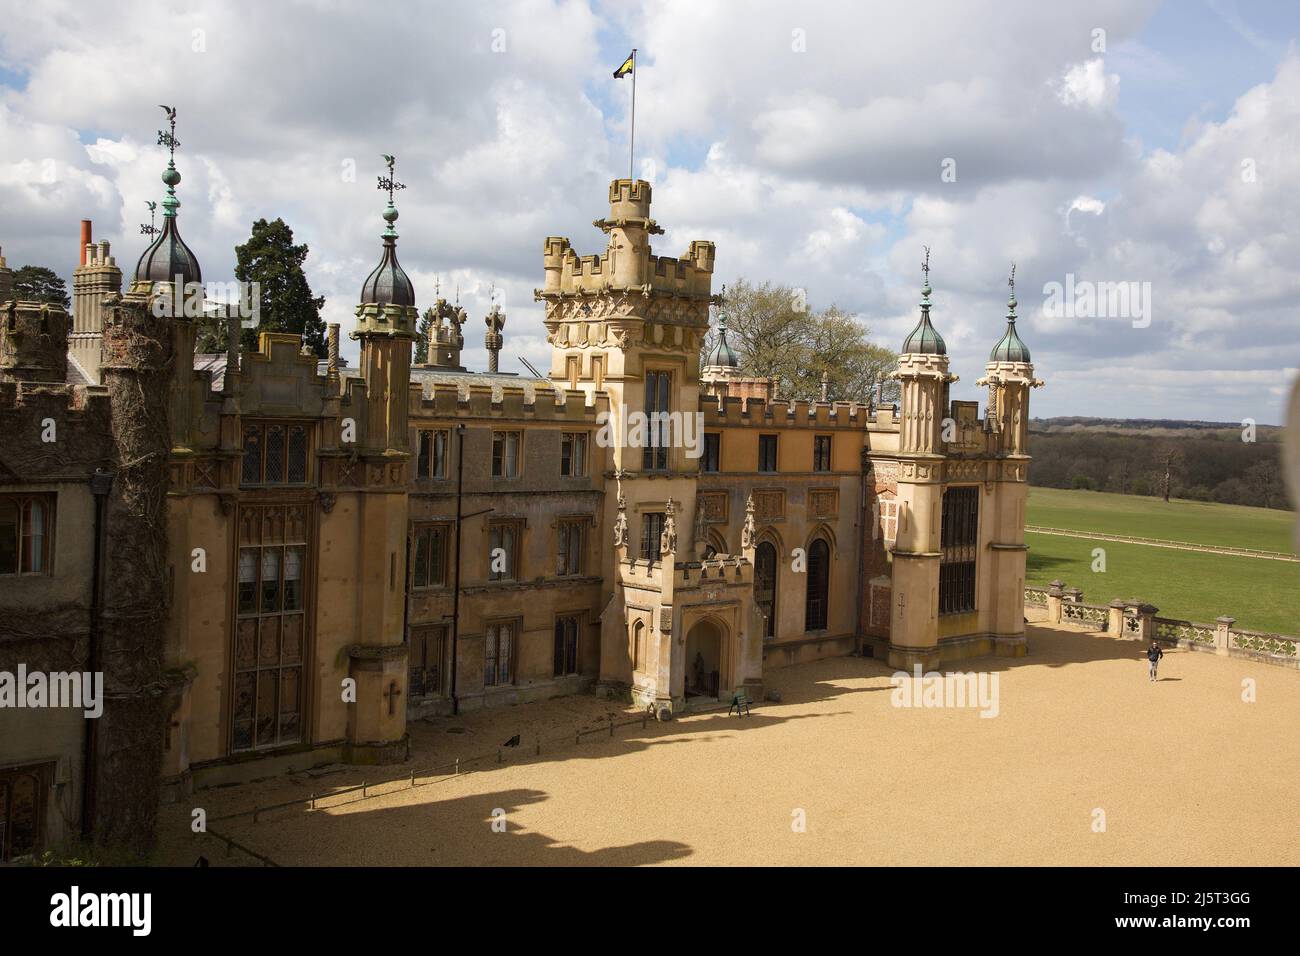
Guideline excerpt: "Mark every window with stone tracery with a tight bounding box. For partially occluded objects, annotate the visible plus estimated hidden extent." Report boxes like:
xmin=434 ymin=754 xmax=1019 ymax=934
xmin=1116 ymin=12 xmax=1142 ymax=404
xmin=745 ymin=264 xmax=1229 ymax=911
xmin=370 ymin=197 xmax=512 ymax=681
xmin=232 ymin=503 xmax=308 ymax=752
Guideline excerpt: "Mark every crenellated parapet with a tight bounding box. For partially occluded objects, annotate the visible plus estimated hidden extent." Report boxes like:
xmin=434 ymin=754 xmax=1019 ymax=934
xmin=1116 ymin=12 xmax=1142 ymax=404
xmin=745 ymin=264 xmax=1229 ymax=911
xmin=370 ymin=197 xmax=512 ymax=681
xmin=410 ymin=378 xmax=609 ymax=424
xmin=699 ymin=395 xmax=880 ymax=430
xmin=1 ymin=299 xmax=70 ymax=385
xmin=536 ymin=179 xmax=715 ymax=323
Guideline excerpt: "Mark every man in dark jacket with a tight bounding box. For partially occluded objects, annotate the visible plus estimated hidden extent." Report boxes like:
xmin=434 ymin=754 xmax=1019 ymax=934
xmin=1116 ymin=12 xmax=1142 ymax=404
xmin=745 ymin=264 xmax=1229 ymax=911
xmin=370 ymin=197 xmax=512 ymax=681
xmin=1146 ymin=641 xmax=1164 ymax=682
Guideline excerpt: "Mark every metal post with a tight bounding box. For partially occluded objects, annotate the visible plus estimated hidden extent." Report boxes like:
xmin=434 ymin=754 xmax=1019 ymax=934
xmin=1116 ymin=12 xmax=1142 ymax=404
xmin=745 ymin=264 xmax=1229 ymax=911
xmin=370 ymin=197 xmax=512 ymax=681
xmin=628 ymin=48 xmax=637 ymax=179
xmin=450 ymin=423 xmax=466 ymax=715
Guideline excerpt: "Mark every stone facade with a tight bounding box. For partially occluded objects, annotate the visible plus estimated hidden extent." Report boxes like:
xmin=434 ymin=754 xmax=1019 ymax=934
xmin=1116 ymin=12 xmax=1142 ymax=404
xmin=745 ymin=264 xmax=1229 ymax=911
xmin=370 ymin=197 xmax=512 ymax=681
xmin=0 ymin=175 xmax=1039 ymax=858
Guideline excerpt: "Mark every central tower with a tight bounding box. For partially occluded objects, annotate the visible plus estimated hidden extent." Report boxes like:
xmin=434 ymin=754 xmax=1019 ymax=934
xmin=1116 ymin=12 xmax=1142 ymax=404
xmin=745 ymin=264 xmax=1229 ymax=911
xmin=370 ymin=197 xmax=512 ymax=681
xmin=536 ymin=179 xmax=721 ymax=711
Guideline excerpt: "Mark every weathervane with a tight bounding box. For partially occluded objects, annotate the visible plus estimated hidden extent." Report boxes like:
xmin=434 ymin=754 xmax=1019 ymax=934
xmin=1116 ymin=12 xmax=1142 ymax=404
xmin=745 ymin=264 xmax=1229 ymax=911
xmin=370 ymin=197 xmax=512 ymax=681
xmin=157 ymin=105 xmax=179 ymax=158
xmin=922 ymin=246 xmax=931 ymax=283
xmin=156 ymin=105 xmax=182 ymax=217
xmin=140 ymin=200 xmax=159 ymax=239
xmin=376 ymin=154 xmax=406 ymax=237
xmin=377 ymin=154 xmax=406 ymax=206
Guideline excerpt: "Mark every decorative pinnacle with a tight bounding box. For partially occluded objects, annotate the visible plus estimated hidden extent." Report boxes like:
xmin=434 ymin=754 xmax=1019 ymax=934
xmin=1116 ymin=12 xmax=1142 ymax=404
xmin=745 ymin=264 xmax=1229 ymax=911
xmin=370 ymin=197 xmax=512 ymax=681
xmin=1007 ymin=262 xmax=1018 ymax=318
xmin=921 ymin=245 xmax=932 ymax=303
xmin=377 ymin=154 xmax=406 ymax=237
xmin=157 ymin=105 xmax=181 ymax=217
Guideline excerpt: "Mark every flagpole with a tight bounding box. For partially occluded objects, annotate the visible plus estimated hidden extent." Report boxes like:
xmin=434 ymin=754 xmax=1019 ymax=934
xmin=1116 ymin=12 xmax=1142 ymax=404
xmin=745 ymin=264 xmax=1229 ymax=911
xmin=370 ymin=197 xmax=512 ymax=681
xmin=628 ymin=48 xmax=637 ymax=180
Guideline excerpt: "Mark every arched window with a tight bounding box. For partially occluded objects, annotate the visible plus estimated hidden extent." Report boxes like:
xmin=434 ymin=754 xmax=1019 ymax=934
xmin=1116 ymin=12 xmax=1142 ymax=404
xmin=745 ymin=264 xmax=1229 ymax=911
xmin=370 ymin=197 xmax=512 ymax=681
xmin=755 ymin=541 xmax=778 ymax=639
xmin=632 ymin=619 xmax=645 ymax=671
xmin=805 ymin=538 xmax=830 ymax=631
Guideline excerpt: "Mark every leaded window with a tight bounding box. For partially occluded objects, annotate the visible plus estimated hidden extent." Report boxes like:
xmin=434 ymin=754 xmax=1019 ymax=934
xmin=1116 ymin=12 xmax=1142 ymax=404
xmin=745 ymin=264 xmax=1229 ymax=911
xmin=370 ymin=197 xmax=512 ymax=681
xmin=813 ymin=435 xmax=832 ymax=472
xmin=409 ymin=624 xmax=447 ymax=698
xmin=759 ymin=434 xmax=778 ymax=473
xmin=561 ymin=432 xmax=588 ymax=477
xmin=417 ymin=429 xmax=449 ymax=479
xmin=805 ymin=538 xmax=830 ymax=631
xmin=242 ymin=422 xmax=310 ymax=486
xmin=412 ymin=523 xmax=449 ymax=588
xmin=484 ymin=621 xmax=514 ymax=686
xmin=554 ymin=615 xmax=580 ymax=676
xmin=488 ymin=521 xmax=519 ymax=581
xmin=557 ymin=519 xmax=584 ymax=576
xmin=492 ymin=431 xmax=521 ymax=478
xmin=939 ymin=486 xmax=979 ymax=615
xmin=643 ymin=370 xmax=671 ymax=471
xmin=233 ymin=503 xmax=308 ymax=752
xmin=702 ymin=433 xmax=720 ymax=473
xmin=640 ymin=512 xmax=665 ymax=561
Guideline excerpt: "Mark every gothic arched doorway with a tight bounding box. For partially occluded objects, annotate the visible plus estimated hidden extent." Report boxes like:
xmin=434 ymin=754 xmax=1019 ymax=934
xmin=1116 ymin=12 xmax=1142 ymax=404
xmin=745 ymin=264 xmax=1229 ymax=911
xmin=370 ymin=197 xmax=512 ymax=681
xmin=755 ymin=541 xmax=777 ymax=639
xmin=684 ymin=619 xmax=724 ymax=698
xmin=805 ymin=537 xmax=830 ymax=631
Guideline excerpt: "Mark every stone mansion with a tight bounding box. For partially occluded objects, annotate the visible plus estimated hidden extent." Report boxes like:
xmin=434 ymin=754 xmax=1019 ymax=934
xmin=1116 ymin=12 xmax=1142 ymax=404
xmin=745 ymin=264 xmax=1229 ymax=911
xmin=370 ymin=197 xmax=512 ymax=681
xmin=0 ymin=150 xmax=1041 ymax=857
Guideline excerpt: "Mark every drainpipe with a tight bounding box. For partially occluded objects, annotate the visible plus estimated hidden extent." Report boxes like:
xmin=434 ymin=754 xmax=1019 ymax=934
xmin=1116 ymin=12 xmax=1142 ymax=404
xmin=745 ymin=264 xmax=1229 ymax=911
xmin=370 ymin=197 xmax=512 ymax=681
xmin=83 ymin=467 xmax=115 ymax=841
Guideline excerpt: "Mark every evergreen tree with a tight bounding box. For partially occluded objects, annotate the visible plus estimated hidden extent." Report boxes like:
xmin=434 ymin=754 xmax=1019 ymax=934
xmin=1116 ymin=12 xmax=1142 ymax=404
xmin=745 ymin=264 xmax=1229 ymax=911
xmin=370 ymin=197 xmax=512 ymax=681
xmin=228 ymin=218 xmax=327 ymax=356
xmin=414 ymin=307 xmax=434 ymax=364
xmin=12 ymin=265 xmax=70 ymax=309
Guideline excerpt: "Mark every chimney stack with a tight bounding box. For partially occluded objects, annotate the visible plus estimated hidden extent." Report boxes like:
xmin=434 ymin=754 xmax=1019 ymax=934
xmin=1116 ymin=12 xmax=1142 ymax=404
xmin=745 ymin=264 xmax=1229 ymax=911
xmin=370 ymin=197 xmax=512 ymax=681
xmin=80 ymin=220 xmax=92 ymax=266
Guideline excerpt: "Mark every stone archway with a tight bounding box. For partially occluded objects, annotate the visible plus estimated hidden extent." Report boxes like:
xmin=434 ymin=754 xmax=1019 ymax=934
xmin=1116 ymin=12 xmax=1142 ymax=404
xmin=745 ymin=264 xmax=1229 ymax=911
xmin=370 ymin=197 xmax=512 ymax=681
xmin=684 ymin=618 xmax=725 ymax=698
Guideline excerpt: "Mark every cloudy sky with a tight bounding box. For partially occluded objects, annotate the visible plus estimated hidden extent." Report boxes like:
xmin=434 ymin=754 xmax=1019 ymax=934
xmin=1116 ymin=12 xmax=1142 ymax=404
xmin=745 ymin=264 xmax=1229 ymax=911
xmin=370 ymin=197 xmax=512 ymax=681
xmin=1 ymin=0 xmax=1297 ymax=423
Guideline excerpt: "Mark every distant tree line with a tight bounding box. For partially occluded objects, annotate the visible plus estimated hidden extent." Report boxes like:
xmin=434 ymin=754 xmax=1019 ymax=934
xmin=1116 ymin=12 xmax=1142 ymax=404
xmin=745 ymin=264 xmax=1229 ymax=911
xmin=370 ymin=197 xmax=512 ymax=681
xmin=1029 ymin=428 xmax=1290 ymax=510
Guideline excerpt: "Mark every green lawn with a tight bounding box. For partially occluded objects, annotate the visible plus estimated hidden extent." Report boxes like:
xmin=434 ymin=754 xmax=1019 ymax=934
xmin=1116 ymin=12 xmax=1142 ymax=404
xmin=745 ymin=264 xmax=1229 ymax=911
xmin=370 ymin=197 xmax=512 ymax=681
xmin=1026 ymin=486 xmax=1295 ymax=554
xmin=1024 ymin=488 xmax=1299 ymax=634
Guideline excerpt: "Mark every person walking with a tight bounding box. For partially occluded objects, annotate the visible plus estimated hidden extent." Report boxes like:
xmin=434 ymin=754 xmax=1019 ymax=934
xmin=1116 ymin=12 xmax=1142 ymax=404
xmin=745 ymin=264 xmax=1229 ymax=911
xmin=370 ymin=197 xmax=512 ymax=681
xmin=1146 ymin=640 xmax=1164 ymax=682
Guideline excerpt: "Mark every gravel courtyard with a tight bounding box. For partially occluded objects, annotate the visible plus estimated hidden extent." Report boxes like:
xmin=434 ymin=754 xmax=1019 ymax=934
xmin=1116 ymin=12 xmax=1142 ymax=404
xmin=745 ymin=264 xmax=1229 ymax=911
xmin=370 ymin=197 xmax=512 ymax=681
xmin=158 ymin=617 xmax=1300 ymax=866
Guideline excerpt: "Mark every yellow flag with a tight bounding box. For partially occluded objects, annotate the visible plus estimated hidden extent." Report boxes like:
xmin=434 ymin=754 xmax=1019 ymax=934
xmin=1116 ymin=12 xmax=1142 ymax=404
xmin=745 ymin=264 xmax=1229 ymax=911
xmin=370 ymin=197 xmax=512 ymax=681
xmin=613 ymin=52 xmax=634 ymax=79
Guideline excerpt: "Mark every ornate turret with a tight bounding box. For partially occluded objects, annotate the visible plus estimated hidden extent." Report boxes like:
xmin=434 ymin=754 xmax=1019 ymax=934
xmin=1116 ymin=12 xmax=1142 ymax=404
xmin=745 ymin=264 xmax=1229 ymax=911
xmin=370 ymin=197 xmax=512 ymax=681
xmin=352 ymin=155 xmax=417 ymax=455
xmin=900 ymin=247 xmax=946 ymax=356
xmin=979 ymin=264 xmax=1042 ymax=457
xmin=135 ymin=106 xmax=202 ymax=289
xmin=891 ymin=248 xmax=956 ymax=456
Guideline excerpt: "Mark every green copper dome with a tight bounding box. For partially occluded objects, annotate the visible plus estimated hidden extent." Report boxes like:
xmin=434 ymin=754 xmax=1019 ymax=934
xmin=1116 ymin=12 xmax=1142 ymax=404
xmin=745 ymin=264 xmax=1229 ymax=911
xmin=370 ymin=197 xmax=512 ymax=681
xmin=900 ymin=272 xmax=947 ymax=356
xmin=990 ymin=274 xmax=1030 ymax=362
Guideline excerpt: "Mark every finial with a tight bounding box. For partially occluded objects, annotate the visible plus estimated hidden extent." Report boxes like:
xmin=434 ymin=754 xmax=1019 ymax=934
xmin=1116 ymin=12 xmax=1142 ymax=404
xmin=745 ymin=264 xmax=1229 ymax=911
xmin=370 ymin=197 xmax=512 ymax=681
xmin=377 ymin=154 xmax=406 ymax=238
xmin=1007 ymin=262 xmax=1018 ymax=318
xmin=921 ymin=245 xmax=932 ymax=300
xmin=157 ymin=105 xmax=181 ymax=217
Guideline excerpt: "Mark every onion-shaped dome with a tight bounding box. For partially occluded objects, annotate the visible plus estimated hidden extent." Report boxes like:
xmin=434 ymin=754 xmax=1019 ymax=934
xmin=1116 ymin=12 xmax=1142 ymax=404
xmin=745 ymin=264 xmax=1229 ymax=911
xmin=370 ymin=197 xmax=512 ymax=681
xmin=990 ymin=281 xmax=1030 ymax=362
xmin=359 ymin=200 xmax=415 ymax=307
xmin=705 ymin=311 xmax=739 ymax=367
xmin=135 ymin=151 xmax=202 ymax=286
xmin=900 ymin=269 xmax=946 ymax=356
